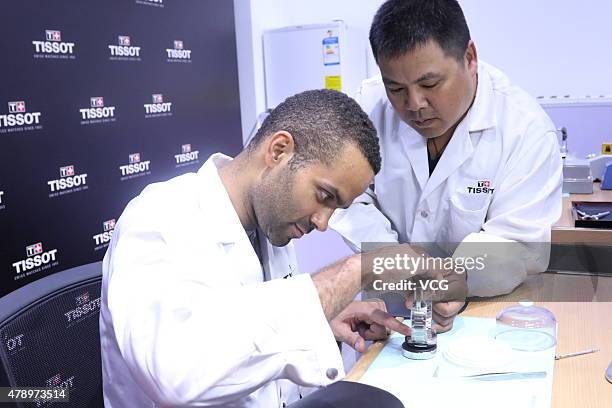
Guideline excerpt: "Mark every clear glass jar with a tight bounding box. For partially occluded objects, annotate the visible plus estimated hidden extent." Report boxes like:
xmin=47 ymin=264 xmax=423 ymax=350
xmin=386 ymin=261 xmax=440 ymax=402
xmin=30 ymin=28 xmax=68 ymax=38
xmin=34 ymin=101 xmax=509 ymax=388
xmin=495 ymin=301 xmax=557 ymax=351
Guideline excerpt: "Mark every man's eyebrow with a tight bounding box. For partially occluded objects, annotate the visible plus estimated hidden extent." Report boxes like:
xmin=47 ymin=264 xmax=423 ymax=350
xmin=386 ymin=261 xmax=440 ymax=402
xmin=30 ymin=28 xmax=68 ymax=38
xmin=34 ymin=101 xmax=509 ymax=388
xmin=415 ymin=72 xmax=441 ymax=83
xmin=382 ymin=72 xmax=441 ymax=86
xmin=382 ymin=77 xmax=402 ymax=86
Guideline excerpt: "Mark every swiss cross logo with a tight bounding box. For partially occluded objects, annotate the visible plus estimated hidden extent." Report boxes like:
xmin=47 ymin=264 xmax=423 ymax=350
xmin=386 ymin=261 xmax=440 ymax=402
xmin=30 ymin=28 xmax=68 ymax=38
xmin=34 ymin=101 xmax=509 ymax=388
xmin=129 ymin=153 xmax=141 ymax=163
xmin=60 ymin=165 xmax=75 ymax=177
xmin=477 ymin=180 xmax=491 ymax=188
xmin=90 ymin=97 xmax=104 ymax=108
xmin=46 ymin=373 xmax=62 ymax=387
xmin=8 ymin=101 xmax=26 ymax=113
xmin=152 ymin=94 xmax=163 ymax=103
xmin=182 ymin=144 xmax=191 ymax=153
xmin=26 ymin=243 xmax=43 ymax=257
xmin=118 ymin=35 xmax=131 ymax=46
xmin=75 ymin=292 xmax=90 ymax=306
xmin=103 ymin=219 xmax=116 ymax=231
xmin=174 ymin=40 xmax=183 ymax=50
xmin=45 ymin=30 xmax=62 ymax=42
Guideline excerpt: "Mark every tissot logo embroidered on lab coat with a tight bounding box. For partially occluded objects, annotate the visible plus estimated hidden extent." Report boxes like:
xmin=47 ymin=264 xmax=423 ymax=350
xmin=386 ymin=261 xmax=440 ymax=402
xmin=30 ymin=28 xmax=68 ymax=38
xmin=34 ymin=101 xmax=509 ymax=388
xmin=467 ymin=180 xmax=494 ymax=194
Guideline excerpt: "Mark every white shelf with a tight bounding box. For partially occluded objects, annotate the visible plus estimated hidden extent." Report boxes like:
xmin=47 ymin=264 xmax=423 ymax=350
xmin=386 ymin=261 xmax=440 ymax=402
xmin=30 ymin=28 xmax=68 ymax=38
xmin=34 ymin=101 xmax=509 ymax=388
xmin=537 ymin=96 xmax=612 ymax=108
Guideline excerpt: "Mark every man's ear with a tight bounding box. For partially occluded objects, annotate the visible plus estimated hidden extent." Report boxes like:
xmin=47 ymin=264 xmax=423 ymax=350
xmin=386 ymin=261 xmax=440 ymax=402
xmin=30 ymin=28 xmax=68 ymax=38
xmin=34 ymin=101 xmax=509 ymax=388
xmin=465 ymin=40 xmax=478 ymax=77
xmin=263 ymin=131 xmax=295 ymax=168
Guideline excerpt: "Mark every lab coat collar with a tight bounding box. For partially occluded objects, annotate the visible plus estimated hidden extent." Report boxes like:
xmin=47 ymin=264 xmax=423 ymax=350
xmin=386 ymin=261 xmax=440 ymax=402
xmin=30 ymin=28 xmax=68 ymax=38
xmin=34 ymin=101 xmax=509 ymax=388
xmin=420 ymin=116 xmax=473 ymax=200
xmin=467 ymin=61 xmax=497 ymax=133
xmin=196 ymin=153 xmax=298 ymax=283
xmin=396 ymin=119 xmax=429 ymax=192
xmin=394 ymin=107 xmax=475 ymax=198
xmin=197 ymin=153 xmax=247 ymax=246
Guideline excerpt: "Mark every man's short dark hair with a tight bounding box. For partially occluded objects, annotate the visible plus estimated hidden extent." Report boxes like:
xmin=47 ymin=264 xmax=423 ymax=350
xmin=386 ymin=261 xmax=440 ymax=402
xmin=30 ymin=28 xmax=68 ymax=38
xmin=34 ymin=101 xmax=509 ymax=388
xmin=370 ymin=0 xmax=471 ymax=62
xmin=248 ymin=89 xmax=381 ymax=174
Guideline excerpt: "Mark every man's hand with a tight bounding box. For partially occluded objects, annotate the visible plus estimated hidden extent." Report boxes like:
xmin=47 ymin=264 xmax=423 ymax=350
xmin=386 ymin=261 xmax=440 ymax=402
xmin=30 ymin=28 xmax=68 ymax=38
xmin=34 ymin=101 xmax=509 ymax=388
xmin=330 ymin=300 xmax=411 ymax=353
xmin=405 ymin=269 xmax=468 ymax=333
xmin=432 ymin=301 xmax=465 ymax=333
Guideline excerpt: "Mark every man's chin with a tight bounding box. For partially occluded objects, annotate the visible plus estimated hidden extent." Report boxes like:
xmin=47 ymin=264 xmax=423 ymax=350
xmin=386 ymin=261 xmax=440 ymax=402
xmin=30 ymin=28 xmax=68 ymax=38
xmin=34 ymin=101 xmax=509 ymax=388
xmin=415 ymin=128 xmax=442 ymax=139
xmin=267 ymin=233 xmax=292 ymax=247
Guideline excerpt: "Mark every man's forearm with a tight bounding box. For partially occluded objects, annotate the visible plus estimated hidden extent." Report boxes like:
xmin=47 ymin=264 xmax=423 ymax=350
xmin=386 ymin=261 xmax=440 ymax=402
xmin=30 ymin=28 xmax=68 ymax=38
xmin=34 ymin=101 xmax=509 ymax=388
xmin=312 ymin=255 xmax=363 ymax=321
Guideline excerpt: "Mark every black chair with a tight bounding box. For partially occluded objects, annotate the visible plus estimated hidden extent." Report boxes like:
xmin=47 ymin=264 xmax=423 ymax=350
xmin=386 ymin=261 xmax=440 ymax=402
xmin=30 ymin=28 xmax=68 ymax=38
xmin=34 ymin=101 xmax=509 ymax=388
xmin=0 ymin=262 xmax=104 ymax=407
xmin=288 ymin=381 xmax=405 ymax=408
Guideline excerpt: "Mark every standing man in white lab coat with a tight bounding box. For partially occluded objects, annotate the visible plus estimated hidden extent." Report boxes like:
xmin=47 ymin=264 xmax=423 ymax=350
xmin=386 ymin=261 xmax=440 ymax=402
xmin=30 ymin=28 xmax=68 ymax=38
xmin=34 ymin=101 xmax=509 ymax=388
xmin=100 ymin=90 xmax=430 ymax=407
xmin=331 ymin=0 xmax=563 ymax=329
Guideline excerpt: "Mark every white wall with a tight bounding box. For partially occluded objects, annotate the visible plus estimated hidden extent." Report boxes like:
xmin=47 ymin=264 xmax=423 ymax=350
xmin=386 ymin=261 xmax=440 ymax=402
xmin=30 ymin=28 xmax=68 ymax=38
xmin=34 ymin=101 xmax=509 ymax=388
xmin=234 ymin=0 xmax=612 ymax=142
xmin=460 ymin=0 xmax=612 ymax=99
xmin=233 ymin=0 xmax=385 ymax=143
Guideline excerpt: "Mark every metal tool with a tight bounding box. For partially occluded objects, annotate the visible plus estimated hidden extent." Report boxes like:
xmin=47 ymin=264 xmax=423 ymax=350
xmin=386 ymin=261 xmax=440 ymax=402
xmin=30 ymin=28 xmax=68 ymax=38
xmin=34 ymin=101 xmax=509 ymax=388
xmin=555 ymin=347 xmax=599 ymax=360
xmin=463 ymin=371 xmax=547 ymax=381
xmin=576 ymin=209 xmax=610 ymax=221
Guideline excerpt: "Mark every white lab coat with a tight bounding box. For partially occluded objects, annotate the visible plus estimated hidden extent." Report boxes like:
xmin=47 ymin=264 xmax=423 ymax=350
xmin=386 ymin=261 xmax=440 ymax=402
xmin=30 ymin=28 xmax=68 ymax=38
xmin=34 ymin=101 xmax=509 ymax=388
xmin=100 ymin=153 xmax=344 ymax=408
xmin=331 ymin=62 xmax=563 ymax=296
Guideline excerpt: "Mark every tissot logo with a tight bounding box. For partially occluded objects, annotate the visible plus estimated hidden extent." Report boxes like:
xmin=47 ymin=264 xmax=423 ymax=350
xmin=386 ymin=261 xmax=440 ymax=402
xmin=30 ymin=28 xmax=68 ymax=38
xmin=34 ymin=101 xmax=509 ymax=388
xmin=109 ymin=35 xmax=141 ymax=61
xmin=175 ymin=143 xmax=200 ymax=167
xmin=467 ymin=180 xmax=495 ymax=194
xmin=48 ymin=164 xmax=89 ymax=197
xmin=26 ymin=242 xmax=43 ymax=257
xmin=5 ymin=333 xmax=24 ymax=353
xmin=0 ymin=100 xmax=43 ymax=133
xmin=135 ymin=0 xmax=164 ymax=8
xmin=104 ymin=219 xmax=116 ymax=231
xmin=46 ymin=30 xmax=61 ymax=41
xmin=91 ymin=97 xmax=103 ymax=107
xmin=32 ymin=29 xmax=76 ymax=59
xmin=60 ymin=165 xmax=74 ymax=177
xmin=93 ymin=218 xmax=116 ymax=249
xmin=47 ymin=373 xmax=61 ymax=387
xmin=12 ymin=242 xmax=59 ymax=277
xmin=65 ymin=291 xmax=101 ymax=323
xmin=144 ymin=93 xmax=172 ymax=118
xmin=79 ymin=96 xmax=116 ymax=125
xmin=76 ymin=292 xmax=90 ymax=306
xmin=45 ymin=373 xmax=75 ymax=390
xmin=166 ymin=39 xmax=192 ymax=62
xmin=119 ymin=153 xmax=152 ymax=180
xmin=8 ymin=101 xmax=25 ymax=113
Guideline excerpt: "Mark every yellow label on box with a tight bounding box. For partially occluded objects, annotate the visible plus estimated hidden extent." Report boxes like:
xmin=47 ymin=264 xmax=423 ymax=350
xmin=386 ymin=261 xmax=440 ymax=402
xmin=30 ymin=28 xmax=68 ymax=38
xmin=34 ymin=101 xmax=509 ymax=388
xmin=602 ymin=143 xmax=612 ymax=155
xmin=325 ymin=75 xmax=342 ymax=92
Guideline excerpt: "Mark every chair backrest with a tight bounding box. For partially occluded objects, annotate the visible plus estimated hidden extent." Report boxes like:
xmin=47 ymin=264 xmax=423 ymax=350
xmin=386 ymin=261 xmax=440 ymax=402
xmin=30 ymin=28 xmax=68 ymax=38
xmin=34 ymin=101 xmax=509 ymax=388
xmin=0 ymin=262 xmax=104 ymax=407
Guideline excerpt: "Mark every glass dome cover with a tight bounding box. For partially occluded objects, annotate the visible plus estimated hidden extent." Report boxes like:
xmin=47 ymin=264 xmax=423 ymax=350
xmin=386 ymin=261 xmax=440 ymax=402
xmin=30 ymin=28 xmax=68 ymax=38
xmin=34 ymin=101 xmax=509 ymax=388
xmin=495 ymin=301 xmax=557 ymax=351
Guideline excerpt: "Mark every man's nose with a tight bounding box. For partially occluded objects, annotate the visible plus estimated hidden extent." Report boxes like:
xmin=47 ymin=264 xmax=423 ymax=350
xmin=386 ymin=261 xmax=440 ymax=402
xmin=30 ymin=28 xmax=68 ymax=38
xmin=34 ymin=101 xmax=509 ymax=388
xmin=311 ymin=207 xmax=335 ymax=232
xmin=404 ymin=89 xmax=428 ymax=113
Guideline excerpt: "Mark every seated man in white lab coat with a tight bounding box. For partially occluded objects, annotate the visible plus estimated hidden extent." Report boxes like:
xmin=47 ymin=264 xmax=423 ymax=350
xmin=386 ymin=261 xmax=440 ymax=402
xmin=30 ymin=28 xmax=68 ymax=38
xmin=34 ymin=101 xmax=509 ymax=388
xmin=331 ymin=0 xmax=563 ymax=330
xmin=100 ymin=89 xmax=432 ymax=407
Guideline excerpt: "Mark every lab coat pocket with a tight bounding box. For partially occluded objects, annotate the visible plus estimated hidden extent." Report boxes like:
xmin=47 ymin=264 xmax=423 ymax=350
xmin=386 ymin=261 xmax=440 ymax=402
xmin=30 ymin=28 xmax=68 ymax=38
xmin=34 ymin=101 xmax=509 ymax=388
xmin=445 ymin=194 xmax=489 ymax=242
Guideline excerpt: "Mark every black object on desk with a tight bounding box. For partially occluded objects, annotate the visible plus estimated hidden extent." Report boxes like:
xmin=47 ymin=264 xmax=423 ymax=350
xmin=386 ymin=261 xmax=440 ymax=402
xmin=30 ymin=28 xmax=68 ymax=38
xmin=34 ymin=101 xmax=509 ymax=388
xmin=288 ymin=381 xmax=404 ymax=408
xmin=572 ymin=201 xmax=612 ymax=229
